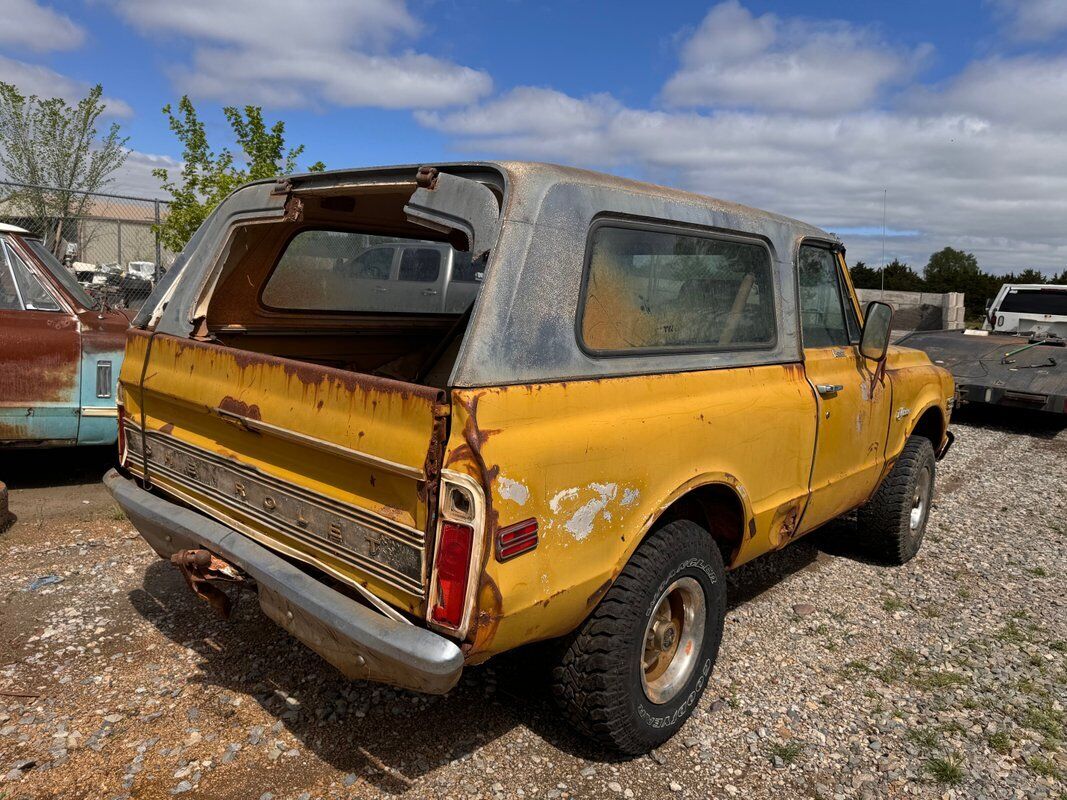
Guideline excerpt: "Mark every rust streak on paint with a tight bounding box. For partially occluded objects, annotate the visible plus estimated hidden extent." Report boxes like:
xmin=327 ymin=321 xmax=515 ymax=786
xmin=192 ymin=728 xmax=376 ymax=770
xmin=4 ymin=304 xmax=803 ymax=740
xmin=218 ymin=396 xmax=262 ymax=421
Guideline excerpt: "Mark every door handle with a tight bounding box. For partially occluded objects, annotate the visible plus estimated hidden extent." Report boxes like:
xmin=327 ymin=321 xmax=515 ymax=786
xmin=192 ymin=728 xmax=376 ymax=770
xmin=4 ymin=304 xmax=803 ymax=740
xmin=421 ymin=288 xmax=439 ymax=296
xmin=374 ymin=286 xmax=389 ymax=293
xmin=816 ymin=384 xmax=844 ymax=396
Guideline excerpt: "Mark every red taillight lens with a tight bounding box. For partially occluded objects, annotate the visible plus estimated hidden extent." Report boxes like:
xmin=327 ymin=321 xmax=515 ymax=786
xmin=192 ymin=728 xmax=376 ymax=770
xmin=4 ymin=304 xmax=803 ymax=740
xmin=496 ymin=518 xmax=538 ymax=561
xmin=431 ymin=521 xmax=473 ymax=629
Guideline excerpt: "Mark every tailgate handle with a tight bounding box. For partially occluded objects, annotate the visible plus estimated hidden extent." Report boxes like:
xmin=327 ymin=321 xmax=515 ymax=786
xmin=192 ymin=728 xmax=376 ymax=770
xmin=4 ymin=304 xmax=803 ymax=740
xmin=210 ymin=406 xmax=426 ymax=481
xmin=816 ymin=384 xmax=844 ymax=396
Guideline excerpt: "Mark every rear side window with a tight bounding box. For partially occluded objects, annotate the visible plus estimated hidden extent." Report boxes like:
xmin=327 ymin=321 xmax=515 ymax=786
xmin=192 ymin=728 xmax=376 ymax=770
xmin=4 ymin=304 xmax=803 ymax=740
xmin=998 ymin=289 xmax=1067 ymax=316
xmin=398 ymin=248 xmax=441 ymax=282
xmin=580 ymin=224 xmax=776 ymax=353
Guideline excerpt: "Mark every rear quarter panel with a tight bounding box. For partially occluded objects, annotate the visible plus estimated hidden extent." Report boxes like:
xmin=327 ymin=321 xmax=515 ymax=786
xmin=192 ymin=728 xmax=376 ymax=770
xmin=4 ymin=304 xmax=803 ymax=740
xmin=447 ymin=364 xmax=817 ymax=661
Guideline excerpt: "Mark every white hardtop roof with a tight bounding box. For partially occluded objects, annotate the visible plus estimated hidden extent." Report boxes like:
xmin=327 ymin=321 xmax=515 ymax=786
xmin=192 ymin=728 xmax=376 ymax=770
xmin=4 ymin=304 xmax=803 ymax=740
xmin=0 ymin=222 xmax=30 ymax=234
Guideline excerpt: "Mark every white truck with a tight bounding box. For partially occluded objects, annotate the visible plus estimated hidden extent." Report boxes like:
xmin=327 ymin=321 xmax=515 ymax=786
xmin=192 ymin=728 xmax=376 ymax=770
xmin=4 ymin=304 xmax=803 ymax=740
xmin=982 ymin=283 xmax=1067 ymax=338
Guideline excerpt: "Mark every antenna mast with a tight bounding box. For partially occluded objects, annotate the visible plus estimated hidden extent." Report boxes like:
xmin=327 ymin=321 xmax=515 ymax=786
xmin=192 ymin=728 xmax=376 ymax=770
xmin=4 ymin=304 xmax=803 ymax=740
xmin=880 ymin=188 xmax=887 ymax=298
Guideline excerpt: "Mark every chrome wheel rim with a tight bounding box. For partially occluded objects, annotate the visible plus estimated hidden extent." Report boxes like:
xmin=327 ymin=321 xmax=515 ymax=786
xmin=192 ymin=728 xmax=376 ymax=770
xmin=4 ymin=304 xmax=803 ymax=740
xmin=910 ymin=465 xmax=932 ymax=532
xmin=640 ymin=577 xmax=706 ymax=705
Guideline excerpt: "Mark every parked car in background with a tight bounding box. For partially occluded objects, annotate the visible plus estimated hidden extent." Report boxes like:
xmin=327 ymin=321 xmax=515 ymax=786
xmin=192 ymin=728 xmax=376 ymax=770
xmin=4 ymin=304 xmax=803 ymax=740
xmin=265 ymin=238 xmax=482 ymax=315
xmin=106 ymin=163 xmax=954 ymax=754
xmin=0 ymin=223 xmax=128 ymax=447
xmin=982 ymin=283 xmax=1067 ymax=338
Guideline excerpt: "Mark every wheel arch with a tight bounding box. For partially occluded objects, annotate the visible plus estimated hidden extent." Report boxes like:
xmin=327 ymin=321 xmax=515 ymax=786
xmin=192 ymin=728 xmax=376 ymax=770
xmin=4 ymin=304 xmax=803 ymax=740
xmin=909 ymin=403 xmax=947 ymax=449
xmin=634 ymin=475 xmax=751 ymax=569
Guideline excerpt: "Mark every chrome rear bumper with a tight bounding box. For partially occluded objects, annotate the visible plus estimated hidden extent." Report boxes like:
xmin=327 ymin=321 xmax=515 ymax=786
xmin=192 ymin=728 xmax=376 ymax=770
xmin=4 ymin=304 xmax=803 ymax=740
xmin=104 ymin=468 xmax=463 ymax=694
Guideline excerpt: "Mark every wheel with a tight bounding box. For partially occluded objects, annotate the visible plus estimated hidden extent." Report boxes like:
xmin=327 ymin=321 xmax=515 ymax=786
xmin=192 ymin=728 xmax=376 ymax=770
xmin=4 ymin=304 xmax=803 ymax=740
xmin=551 ymin=519 xmax=726 ymax=754
xmin=857 ymin=435 xmax=936 ymax=564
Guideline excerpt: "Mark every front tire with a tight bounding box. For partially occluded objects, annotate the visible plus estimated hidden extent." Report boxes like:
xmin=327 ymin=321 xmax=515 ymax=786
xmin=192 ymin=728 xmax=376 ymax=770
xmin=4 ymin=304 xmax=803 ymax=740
xmin=551 ymin=520 xmax=726 ymax=755
xmin=857 ymin=435 xmax=936 ymax=564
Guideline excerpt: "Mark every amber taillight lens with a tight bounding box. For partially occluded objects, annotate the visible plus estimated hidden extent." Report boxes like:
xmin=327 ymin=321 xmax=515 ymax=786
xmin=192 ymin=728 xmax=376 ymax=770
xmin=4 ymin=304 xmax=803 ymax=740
xmin=431 ymin=521 xmax=474 ymax=629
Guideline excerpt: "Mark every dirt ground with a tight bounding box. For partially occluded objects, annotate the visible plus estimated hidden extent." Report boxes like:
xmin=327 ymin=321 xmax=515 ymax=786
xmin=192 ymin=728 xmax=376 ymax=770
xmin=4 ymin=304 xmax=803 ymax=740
xmin=0 ymin=408 xmax=1065 ymax=800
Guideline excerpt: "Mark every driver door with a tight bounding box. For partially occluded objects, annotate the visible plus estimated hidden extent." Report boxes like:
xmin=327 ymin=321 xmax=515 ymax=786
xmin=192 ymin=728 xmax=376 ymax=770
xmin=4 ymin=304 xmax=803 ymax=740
xmin=797 ymin=244 xmax=891 ymax=533
xmin=0 ymin=238 xmax=81 ymax=444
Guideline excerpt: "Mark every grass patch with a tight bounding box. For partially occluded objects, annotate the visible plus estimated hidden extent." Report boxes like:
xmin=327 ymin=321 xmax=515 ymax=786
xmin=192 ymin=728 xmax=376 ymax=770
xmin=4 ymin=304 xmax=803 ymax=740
xmin=995 ymin=621 xmax=1029 ymax=644
xmin=882 ymin=597 xmax=906 ymax=612
xmin=1050 ymin=640 xmax=1067 ymax=653
xmin=1023 ymin=708 xmax=1063 ymax=740
xmin=924 ymin=753 xmax=965 ymax=786
xmin=1027 ymin=755 xmax=1060 ymax=778
xmin=767 ymin=740 xmax=804 ymax=765
xmin=909 ymin=671 xmax=968 ymax=690
xmin=987 ymin=731 xmax=1011 ymax=754
xmin=1027 ymin=566 xmax=1049 ymax=577
xmin=109 ymin=506 xmax=127 ymax=521
xmin=907 ymin=728 xmax=939 ymax=750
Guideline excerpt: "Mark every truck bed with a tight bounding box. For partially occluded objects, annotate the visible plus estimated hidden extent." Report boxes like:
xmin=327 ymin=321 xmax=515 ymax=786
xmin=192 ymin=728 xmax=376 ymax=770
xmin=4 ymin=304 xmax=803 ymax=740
xmin=900 ymin=330 xmax=1066 ymax=414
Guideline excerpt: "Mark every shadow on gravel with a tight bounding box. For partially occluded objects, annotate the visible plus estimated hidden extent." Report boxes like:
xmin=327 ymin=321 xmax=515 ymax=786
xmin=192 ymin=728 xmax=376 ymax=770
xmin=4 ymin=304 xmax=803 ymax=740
xmin=127 ymin=529 xmax=884 ymax=776
xmin=0 ymin=445 xmax=116 ymax=489
xmin=951 ymin=403 xmax=1067 ymax=439
xmin=128 ymin=560 xmax=596 ymax=791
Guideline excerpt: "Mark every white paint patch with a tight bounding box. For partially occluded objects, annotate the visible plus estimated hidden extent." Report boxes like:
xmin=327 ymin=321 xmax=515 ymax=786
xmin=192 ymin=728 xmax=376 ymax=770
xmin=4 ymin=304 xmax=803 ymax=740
xmin=621 ymin=487 xmax=640 ymax=507
xmin=549 ymin=487 xmax=579 ymax=513
xmin=564 ymin=483 xmax=617 ymax=541
xmin=497 ymin=476 xmax=530 ymax=506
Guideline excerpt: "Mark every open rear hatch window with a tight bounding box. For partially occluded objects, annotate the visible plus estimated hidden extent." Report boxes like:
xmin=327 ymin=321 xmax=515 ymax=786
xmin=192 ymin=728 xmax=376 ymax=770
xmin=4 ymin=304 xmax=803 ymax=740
xmin=124 ymin=167 xmax=503 ymax=619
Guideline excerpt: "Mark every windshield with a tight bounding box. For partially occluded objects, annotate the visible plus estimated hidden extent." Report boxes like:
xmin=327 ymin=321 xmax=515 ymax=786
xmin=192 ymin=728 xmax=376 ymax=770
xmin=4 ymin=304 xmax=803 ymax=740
xmin=998 ymin=288 xmax=1067 ymax=317
xmin=24 ymin=238 xmax=97 ymax=310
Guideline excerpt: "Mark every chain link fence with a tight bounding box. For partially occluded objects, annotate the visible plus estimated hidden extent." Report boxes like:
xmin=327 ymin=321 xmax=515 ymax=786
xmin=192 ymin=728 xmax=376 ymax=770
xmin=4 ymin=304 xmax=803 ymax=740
xmin=0 ymin=180 xmax=175 ymax=310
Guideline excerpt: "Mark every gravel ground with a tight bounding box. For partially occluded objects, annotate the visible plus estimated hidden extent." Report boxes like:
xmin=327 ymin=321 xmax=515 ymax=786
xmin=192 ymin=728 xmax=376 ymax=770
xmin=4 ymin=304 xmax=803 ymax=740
xmin=0 ymin=408 xmax=1065 ymax=800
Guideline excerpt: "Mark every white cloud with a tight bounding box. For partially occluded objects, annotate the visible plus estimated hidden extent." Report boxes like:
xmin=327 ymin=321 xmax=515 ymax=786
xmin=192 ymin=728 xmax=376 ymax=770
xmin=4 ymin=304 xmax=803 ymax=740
xmin=662 ymin=1 xmax=928 ymax=113
xmin=111 ymin=0 xmax=492 ymax=109
xmin=421 ymin=0 xmax=1067 ymax=276
xmin=915 ymin=55 xmax=1067 ymax=132
xmin=0 ymin=0 xmax=85 ymax=52
xmin=990 ymin=0 xmax=1067 ymax=40
xmin=107 ymin=150 xmax=179 ymax=198
xmin=0 ymin=55 xmax=133 ymax=116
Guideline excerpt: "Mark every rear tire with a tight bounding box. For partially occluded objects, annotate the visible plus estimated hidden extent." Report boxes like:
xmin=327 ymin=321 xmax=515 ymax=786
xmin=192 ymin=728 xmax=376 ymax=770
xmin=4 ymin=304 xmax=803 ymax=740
xmin=550 ymin=520 xmax=726 ymax=755
xmin=857 ymin=435 xmax=936 ymax=564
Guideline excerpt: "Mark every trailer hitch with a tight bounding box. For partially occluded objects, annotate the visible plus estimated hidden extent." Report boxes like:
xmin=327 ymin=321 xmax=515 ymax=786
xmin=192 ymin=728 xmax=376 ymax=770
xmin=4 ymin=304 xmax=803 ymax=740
xmin=170 ymin=548 xmax=248 ymax=619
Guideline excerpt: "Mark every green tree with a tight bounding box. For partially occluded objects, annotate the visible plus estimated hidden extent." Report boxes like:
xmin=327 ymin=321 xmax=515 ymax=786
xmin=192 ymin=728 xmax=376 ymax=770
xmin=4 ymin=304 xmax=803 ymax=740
xmin=1014 ymin=268 xmax=1046 ymax=284
xmin=848 ymin=260 xmax=880 ymax=289
xmin=154 ymin=96 xmax=325 ymax=252
xmin=881 ymin=259 xmax=925 ymax=291
xmin=1052 ymin=268 xmax=1067 ymax=285
xmin=0 ymin=83 xmax=128 ymax=256
xmin=923 ymin=247 xmax=994 ymax=318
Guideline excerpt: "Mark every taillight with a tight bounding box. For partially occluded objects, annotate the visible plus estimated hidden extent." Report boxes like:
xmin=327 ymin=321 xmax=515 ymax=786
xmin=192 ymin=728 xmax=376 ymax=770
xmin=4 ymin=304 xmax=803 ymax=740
xmin=431 ymin=521 xmax=473 ymax=629
xmin=496 ymin=518 xmax=538 ymax=561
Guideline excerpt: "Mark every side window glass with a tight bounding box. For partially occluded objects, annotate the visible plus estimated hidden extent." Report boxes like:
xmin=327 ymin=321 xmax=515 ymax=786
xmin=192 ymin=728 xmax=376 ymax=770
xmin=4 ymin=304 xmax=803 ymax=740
xmin=580 ymin=225 xmax=777 ymax=352
xmin=0 ymin=245 xmax=21 ymax=310
xmin=838 ymin=256 xmax=861 ymax=342
xmin=451 ymin=251 xmax=483 ymax=283
xmin=398 ymin=248 xmax=441 ymax=283
xmin=351 ymin=247 xmax=393 ymax=280
xmin=6 ymin=244 xmax=60 ymax=311
xmin=798 ymin=245 xmax=849 ymax=348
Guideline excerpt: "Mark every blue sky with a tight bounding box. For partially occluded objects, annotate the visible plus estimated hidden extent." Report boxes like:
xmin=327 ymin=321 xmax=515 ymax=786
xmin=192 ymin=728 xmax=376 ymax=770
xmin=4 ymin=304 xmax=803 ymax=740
xmin=3 ymin=0 xmax=1067 ymax=274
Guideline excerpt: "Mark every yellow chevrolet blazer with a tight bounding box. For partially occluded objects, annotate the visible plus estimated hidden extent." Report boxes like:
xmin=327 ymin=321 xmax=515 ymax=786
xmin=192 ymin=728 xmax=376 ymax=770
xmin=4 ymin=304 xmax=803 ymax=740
xmin=106 ymin=163 xmax=954 ymax=753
